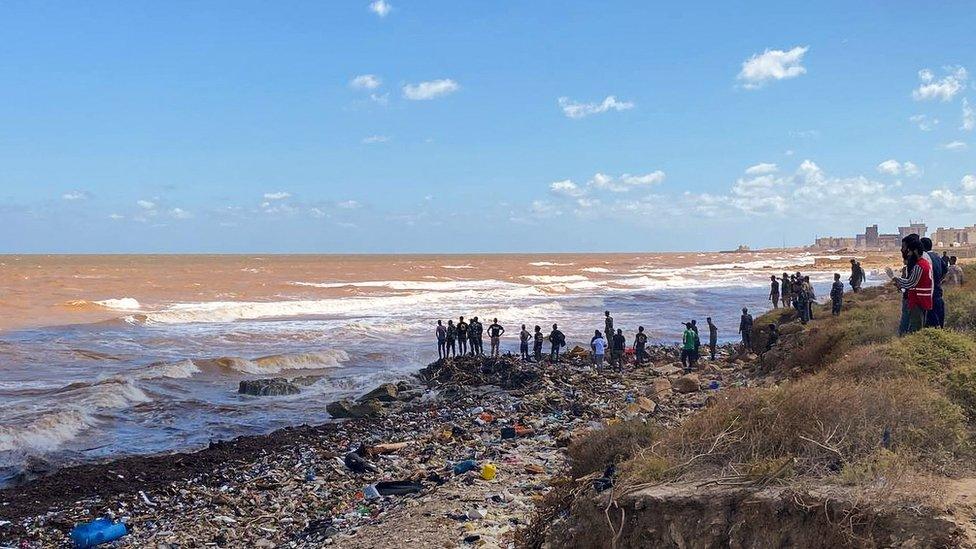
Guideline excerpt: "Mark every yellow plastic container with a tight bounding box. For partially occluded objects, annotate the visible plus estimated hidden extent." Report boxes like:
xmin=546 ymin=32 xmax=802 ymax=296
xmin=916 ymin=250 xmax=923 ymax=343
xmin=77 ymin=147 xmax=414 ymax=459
xmin=481 ymin=463 xmax=497 ymax=481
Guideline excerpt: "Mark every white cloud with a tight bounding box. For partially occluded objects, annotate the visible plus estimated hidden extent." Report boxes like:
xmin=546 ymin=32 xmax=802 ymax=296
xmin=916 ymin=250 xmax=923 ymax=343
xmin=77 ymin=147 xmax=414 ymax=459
xmin=350 ymin=74 xmax=381 ymax=90
xmin=137 ymin=200 xmax=156 ymax=210
xmin=557 ymin=96 xmax=634 ymax=119
xmin=337 ymin=200 xmax=361 ymax=209
xmin=169 ymin=207 xmax=192 ymax=219
xmin=263 ymin=192 xmax=291 ymax=200
xmin=913 ymin=66 xmax=968 ymax=102
xmin=963 ymin=98 xmax=975 ymax=131
xmin=962 ymin=174 xmax=976 ymax=192
xmin=943 ymin=141 xmax=968 ymax=150
xmin=108 ymin=213 xmax=124 ymax=220
xmin=402 ymin=79 xmax=459 ymax=100
xmin=737 ymin=46 xmax=809 ymax=89
xmin=549 ymin=179 xmax=585 ymax=198
xmin=362 ymin=135 xmax=390 ymax=144
xmin=876 ymin=159 xmax=921 ymax=177
xmin=745 ymin=163 xmax=778 ymax=175
xmin=369 ymin=0 xmax=391 ymax=17
xmin=909 ymin=114 xmax=939 ymax=131
xmin=61 ymin=190 xmax=90 ymax=201
xmin=369 ymin=92 xmax=389 ymax=106
xmin=590 ymin=171 xmax=665 ymax=192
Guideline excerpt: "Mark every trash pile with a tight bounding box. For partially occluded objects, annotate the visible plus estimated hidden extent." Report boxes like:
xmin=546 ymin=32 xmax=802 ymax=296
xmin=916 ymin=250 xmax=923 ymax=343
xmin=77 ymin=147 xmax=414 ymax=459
xmin=1 ymin=344 xmax=758 ymax=548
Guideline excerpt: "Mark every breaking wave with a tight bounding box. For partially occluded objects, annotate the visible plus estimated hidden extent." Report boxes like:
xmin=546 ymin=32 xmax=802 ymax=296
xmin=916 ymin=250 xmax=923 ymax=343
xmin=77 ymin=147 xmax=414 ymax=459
xmin=196 ymin=349 xmax=349 ymax=375
xmin=528 ymin=261 xmax=575 ymax=266
xmin=65 ymin=298 xmax=142 ymax=311
xmin=520 ymin=275 xmax=590 ymax=284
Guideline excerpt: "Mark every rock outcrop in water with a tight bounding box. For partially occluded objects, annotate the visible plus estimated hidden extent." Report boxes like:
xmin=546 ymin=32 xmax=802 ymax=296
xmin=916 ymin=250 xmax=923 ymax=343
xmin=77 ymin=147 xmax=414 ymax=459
xmin=238 ymin=378 xmax=301 ymax=396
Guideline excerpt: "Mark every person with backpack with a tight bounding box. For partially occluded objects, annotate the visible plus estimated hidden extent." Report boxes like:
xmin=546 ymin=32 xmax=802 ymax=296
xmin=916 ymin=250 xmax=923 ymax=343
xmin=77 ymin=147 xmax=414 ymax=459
xmin=548 ymin=323 xmax=566 ymax=363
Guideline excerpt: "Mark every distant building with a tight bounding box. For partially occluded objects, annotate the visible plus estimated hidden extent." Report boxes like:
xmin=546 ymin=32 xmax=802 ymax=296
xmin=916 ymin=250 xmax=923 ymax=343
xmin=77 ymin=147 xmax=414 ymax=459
xmin=814 ymin=221 xmax=929 ymax=251
xmin=934 ymin=225 xmax=976 ymax=247
xmin=898 ymin=222 xmax=928 ymax=239
xmin=814 ymin=236 xmax=856 ymax=249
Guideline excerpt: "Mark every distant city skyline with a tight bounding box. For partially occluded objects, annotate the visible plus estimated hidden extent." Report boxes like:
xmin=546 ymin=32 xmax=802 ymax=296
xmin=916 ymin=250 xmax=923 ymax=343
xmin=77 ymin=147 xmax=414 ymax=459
xmin=1 ymin=2 xmax=974 ymax=253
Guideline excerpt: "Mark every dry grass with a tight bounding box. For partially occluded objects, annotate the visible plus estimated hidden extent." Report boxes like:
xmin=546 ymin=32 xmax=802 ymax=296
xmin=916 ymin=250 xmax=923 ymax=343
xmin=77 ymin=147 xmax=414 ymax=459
xmin=567 ymin=419 xmax=660 ymax=478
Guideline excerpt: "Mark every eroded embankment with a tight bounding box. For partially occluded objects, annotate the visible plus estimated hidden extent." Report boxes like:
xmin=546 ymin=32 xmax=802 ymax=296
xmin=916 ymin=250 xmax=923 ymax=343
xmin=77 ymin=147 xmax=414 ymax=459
xmin=538 ymin=267 xmax=976 ymax=548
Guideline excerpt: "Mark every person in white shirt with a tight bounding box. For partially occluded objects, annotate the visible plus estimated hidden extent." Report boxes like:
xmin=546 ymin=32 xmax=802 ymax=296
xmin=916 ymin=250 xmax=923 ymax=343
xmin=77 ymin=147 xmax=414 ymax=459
xmin=590 ymin=330 xmax=607 ymax=367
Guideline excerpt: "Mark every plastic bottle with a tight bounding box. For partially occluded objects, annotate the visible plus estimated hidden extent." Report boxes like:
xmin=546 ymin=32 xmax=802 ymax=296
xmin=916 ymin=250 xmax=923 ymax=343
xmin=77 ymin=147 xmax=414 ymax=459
xmin=70 ymin=518 xmax=128 ymax=548
xmin=481 ymin=463 xmax=497 ymax=481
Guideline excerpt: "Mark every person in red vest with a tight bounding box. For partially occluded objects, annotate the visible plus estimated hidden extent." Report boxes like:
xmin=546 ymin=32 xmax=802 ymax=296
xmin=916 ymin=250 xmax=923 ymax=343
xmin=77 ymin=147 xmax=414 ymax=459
xmin=889 ymin=234 xmax=933 ymax=334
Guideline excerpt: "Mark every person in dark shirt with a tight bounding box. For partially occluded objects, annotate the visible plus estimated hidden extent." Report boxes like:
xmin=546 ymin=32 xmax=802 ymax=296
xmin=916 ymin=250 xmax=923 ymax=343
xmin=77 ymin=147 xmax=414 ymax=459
xmin=445 ymin=320 xmax=457 ymax=358
xmin=769 ymin=275 xmax=780 ymax=308
xmin=436 ymin=320 xmax=447 ymax=359
xmin=532 ymin=325 xmax=544 ymax=362
xmin=739 ymin=308 xmax=753 ymax=350
xmin=830 ymin=273 xmax=844 ymax=315
xmin=456 ymin=316 xmax=469 ymax=356
xmin=487 ymin=318 xmax=505 ymax=357
xmin=470 ymin=317 xmax=483 ymax=356
xmin=706 ymin=317 xmax=718 ymax=360
xmin=548 ymin=323 xmax=565 ymax=363
xmin=519 ymin=324 xmax=531 ymax=360
xmin=633 ymin=326 xmax=648 ymax=365
xmin=610 ymin=328 xmax=626 ymax=370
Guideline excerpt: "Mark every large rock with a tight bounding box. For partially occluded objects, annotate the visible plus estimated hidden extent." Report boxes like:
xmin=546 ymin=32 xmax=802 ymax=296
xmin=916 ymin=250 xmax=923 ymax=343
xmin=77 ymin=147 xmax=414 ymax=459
xmin=672 ymin=374 xmax=701 ymax=394
xmin=238 ymin=378 xmax=301 ymax=396
xmin=644 ymin=378 xmax=673 ymax=402
xmin=327 ymin=399 xmax=384 ymax=419
xmin=358 ymin=383 xmax=399 ymax=403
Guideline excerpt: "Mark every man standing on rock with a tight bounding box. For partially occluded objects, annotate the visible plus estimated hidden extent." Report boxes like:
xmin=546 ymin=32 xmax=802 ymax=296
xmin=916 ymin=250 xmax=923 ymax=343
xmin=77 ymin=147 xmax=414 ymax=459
xmin=519 ymin=324 xmax=531 ymax=361
xmin=611 ymin=328 xmax=626 ymax=370
xmin=533 ymin=325 xmax=544 ymax=362
xmin=706 ymin=317 xmax=718 ymax=360
xmin=436 ymin=320 xmax=447 ymax=359
xmin=604 ymin=311 xmax=614 ymax=343
xmin=769 ymin=275 xmax=780 ymax=308
xmin=739 ymin=308 xmax=753 ymax=350
xmin=446 ymin=320 xmax=457 ymax=358
xmin=487 ymin=318 xmax=505 ymax=357
xmin=456 ymin=316 xmax=469 ymax=356
xmin=548 ymin=323 xmax=565 ymax=363
xmin=634 ymin=326 xmax=648 ymax=365
xmin=830 ymin=273 xmax=844 ymax=316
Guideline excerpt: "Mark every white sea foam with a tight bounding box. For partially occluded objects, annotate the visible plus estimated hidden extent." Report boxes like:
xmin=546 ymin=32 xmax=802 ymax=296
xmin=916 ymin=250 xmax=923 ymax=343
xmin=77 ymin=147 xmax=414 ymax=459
xmin=93 ymin=298 xmax=142 ymax=310
xmin=134 ymin=359 xmax=202 ymax=380
xmin=290 ymin=279 xmax=519 ymax=292
xmin=581 ymin=267 xmax=612 ymax=273
xmin=528 ymin=261 xmax=575 ymax=266
xmin=520 ymin=275 xmax=589 ymax=284
xmin=202 ymin=349 xmax=350 ymax=374
xmin=441 ymin=264 xmax=474 ymax=269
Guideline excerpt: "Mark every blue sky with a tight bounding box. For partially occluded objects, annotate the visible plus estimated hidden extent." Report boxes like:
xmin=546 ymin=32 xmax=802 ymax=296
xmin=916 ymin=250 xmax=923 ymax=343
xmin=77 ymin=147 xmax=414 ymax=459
xmin=1 ymin=1 xmax=974 ymax=253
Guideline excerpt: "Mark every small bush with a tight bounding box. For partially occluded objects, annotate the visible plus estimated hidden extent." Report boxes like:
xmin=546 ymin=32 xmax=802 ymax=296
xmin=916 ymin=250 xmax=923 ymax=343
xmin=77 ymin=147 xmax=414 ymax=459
xmin=568 ymin=419 xmax=661 ymax=478
xmin=889 ymin=328 xmax=976 ymax=375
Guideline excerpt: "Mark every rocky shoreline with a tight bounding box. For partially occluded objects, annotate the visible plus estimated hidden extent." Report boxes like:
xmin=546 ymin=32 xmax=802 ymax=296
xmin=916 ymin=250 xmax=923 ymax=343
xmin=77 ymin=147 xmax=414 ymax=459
xmin=0 ymin=344 xmax=753 ymax=548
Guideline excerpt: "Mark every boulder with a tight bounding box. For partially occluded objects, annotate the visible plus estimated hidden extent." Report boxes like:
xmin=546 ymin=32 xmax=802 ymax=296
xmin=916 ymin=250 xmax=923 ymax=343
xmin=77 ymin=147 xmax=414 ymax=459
xmin=635 ymin=396 xmax=657 ymax=413
xmin=238 ymin=378 xmax=301 ymax=397
xmin=672 ymin=374 xmax=701 ymax=394
xmin=327 ymin=399 xmax=384 ymax=419
xmin=358 ymin=383 xmax=399 ymax=403
xmin=653 ymin=364 xmax=683 ymax=377
xmin=644 ymin=378 xmax=673 ymax=402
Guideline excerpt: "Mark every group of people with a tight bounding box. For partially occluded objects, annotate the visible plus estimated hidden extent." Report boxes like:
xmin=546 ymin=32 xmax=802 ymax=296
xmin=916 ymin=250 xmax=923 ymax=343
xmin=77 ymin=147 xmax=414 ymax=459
xmin=889 ymin=235 xmax=964 ymax=334
xmin=436 ymin=316 xmax=568 ymax=362
xmin=768 ymin=271 xmax=820 ymax=323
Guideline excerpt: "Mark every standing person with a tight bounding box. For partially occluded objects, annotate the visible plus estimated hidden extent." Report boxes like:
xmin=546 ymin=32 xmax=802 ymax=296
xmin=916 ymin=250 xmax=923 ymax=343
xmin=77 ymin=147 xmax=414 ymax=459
xmin=780 ymin=273 xmax=791 ymax=306
xmin=487 ymin=318 xmax=505 ymax=357
xmin=803 ymin=276 xmax=816 ymax=320
xmin=791 ymin=275 xmax=802 ymax=310
xmin=769 ymin=275 xmax=780 ymax=308
xmin=830 ymin=273 xmax=844 ymax=316
xmin=436 ymin=320 xmax=447 ymax=359
xmin=519 ymin=324 xmax=531 ymax=360
xmin=796 ymin=279 xmax=810 ymax=324
xmin=470 ymin=317 xmax=483 ymax=356
xmin=888 ymin=234 xmax=933 ymax=335
xmin=680 ymin=323 xmax=697 ymax=370
xmin=690 ymin=320 xmax=701 ymax=363
xmin=446 ymin=320 xmax=457 ymax=358
xmin=532 ymin=325 xmax=544 ymax=362
xmin=634 ymin=326 xmax=648 ymax=365
xmin=947 ymin=256 xmax=965 ymax=285
xmin=548 ymin=323 xmax=565 ymax=363
xmin=706 ymin=317 xmax=718 ymax=360
xmin=849 ymin=259 xmax=865 ymax=293
xmin=604 ymin=311 xmax=614 ymax=344
xmin=456 ymin=316 xmax=469 ymax=356
xmin=922 ymin=238 xmax=946 ymax=328
xmin=610 ymin=329 xmax=626 ymax=371
xmin=590 ymin=330 xmax=607 ymax=368
xmin=739 ymin=308 xmax=753 ymax=350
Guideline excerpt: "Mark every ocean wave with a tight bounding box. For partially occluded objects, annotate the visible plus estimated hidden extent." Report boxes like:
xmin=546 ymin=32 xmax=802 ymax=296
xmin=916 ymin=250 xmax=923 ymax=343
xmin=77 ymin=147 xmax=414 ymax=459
xmin=135 ymin=359 xmax=202 ymax=380
xmin=520 ymin=274 xmax=590 ymax=283
xmin=196 ymin=349 xmax=349 ymax=374
xmin=65 ymin=298 xmax=142 ymax=311
xmin=528 ymin=261 xmax=575 ymax=266
xmin=441 ymin=264 xmax=474 ymax=269
xmin=290 ymin=279 xmax=519 ymax=292
xmin=581 ymin=267 xmax=612 ymax=273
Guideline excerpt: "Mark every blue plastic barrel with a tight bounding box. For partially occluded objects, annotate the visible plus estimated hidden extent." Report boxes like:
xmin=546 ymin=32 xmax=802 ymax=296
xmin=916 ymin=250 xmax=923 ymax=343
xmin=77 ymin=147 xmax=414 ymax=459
xmin=70 ymin=518 xmax=128 ymax=548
